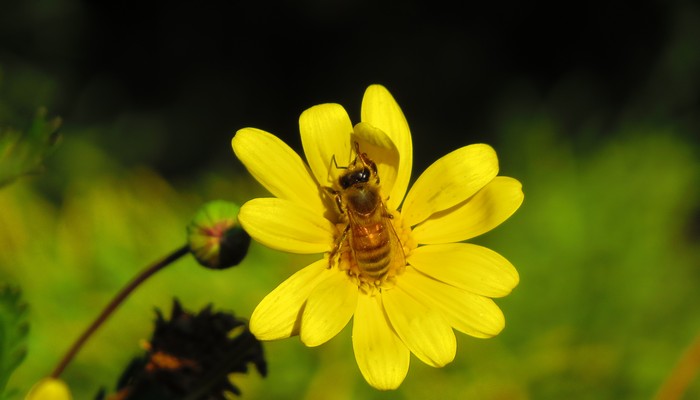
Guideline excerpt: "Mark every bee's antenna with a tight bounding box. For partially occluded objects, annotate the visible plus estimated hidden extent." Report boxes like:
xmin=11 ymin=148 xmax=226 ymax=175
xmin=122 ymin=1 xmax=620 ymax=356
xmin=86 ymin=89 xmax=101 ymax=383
xmin=327 ymin=142 xmax=362 ymax=182
xmin=329 ymin=154 xmax=348 ymax=170
xmin=327 ymin=154 xmax=348 ymax=183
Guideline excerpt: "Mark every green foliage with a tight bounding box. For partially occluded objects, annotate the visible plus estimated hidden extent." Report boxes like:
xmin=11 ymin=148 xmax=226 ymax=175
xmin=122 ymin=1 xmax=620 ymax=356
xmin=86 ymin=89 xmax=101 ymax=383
xmin=485 ymin=115 xmax=700 ymax=399
xmin=0 ymin=108 xmax=61 ymax=188
xmin=0 ymin=286 xmax=29 ymax=397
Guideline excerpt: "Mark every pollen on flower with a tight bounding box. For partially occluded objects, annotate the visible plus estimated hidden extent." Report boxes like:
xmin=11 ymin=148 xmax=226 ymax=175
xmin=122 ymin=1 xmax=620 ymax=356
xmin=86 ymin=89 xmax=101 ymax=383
xmin=331 ymin=211 xmax=415 ymax=296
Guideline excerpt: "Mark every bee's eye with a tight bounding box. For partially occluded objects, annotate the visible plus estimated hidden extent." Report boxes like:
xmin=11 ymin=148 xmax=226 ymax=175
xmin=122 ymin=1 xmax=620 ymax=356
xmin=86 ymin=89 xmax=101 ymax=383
xmin=339 ymin=174 xmax=352 ymax=189
xmin=357 ymin=167 xmax=370 ymax=183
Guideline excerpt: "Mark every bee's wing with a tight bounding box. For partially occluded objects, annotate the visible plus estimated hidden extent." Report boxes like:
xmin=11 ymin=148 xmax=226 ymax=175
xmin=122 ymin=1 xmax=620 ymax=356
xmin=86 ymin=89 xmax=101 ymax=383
xmin=385 ymin=214 xmax=406 ymax=269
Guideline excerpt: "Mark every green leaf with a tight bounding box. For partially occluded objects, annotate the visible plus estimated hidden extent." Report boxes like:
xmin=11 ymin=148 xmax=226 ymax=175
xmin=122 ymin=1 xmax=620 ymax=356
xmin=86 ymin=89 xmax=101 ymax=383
xmin=0 ymin=108 xmax=61 ymax=188
xmin=0 ymin=286 xmax=29 ymax=396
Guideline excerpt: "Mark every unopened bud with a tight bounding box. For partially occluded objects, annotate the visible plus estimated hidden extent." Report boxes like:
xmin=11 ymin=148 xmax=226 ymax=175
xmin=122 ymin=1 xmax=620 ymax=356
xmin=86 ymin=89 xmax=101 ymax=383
xmin=25 ymin=378 xmax=72 ymax=400
xmin=187 ymin=201 xmax=250 ymax=269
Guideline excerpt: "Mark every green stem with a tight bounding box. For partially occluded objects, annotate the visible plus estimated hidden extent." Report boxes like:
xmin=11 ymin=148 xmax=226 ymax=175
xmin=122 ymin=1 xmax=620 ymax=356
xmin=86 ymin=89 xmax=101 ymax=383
xmin=50 ymin=244 xmax=190 ymax=378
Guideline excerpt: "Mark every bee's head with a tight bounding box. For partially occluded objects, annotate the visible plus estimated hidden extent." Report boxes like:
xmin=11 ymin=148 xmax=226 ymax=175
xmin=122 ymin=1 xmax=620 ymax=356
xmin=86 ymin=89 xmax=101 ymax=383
xmin=339 ymin=166 xmax=371 ymax=189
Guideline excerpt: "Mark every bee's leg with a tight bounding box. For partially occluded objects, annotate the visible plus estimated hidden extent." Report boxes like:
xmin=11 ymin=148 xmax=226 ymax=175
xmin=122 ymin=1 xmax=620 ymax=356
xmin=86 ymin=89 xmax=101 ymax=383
xmin=322 ymin=186 xmax=338 ymax=197
xmin=323 ymin=185 xmax=348 ymax=269
xmin=381 ymin=201 xmax=394 ymax=219
xmin=331 ymin=224 xmax=349 ymax=256
xmin=322 ymin=186 xmax=344 ymax=215
xmin=354 ymin=142 xmax=379 ymax=183
xmin=353 ymin=141 xmax=362 ymax=160
xmin=329 ymin=223 xmax=350 ymax=269
xmin=369 ymin=160 xmax=379 ymax=185
xmin=334 ymin=195 xmax=343 ymax=214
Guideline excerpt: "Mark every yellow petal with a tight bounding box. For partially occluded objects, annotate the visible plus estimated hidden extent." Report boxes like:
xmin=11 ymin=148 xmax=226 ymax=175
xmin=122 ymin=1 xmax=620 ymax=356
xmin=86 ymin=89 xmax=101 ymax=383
xmin=232 ymin=128 xmax=324 ymax=214
xmin=238 ymin=198 xmax=334 ymax=254
xmin=408 ymin=243 xmax=519 ymax=298
xmin=25 ymin=378 xmax=72 ymax=400
xmin=412 ymin=176 xmax=524 ymax=243
xmin=299 ymin=103 xmax=354 ymax=188
xmin=383 ymin=287 xmax=456 ymax=367
xmin=352 ymin=122 xmax=399 ymax=205
xmin=400 ymin=267 xmax=505 ymax=338
xmin=352 ymin=294 xmax=410 ymax=390
xmin=300 ymin=269 xmax=358 ymax=347
xmin=361 ymin=85 xmax=413 ymax=210
xmin=250 ymin=259 xmax=328 ymax=340
xmin=402 ymin=144 xmax=499 ymax=227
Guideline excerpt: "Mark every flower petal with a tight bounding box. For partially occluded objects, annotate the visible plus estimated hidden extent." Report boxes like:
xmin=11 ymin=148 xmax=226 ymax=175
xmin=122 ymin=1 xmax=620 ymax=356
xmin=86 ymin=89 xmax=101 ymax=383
xmin=361 ymin=85 xmax=413 ymax=210
xmin=299 ymin=103 xmax=354 ymax=188
xmin=351 ymin=122 xmax=400 ymax=206
xmin=250 ymin=259 xmax=328 ymax=341
xmin=232 ymin=128 xmax=324 ymax=214
xmin=408 ymin=243 xmax=519 ymax=298
xmin=412 ymin=176 xmax=524 ymax=243
xmin=383 ymin=287 xmax=456 ymax=367
xmin=402 ymin=144 xmax=499 ymax=227
xmin=300 ymin=269 xmax=358 ymax=347
xmin=399 ymin=267 xmax=505 ymax=338
xmin=352 ymin=294 xmax=410 ymax=390
xmin=238 ymin=198 xmax=334 ymax=254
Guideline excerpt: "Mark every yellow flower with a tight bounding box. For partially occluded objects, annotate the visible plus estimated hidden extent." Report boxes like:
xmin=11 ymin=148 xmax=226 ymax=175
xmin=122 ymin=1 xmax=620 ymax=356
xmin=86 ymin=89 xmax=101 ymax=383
xmin=231 ymin=84 xmax=523 ymax=390
xmin=25 ymin=378 xmax=72 ymax=400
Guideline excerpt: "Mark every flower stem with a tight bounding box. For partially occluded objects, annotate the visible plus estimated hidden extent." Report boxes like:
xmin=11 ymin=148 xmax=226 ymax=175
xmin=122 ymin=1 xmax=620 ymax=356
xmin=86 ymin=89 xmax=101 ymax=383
xmin=654 ymin=331 xmax=700 ymax=400
xmin=50 ymin=244 xmax=190 ymax=379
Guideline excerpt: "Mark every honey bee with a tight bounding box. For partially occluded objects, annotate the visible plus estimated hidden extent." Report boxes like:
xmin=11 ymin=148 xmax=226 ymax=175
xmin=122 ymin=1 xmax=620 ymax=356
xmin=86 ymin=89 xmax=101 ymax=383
xmin=326 ymin=142 xmax=406 ymax=284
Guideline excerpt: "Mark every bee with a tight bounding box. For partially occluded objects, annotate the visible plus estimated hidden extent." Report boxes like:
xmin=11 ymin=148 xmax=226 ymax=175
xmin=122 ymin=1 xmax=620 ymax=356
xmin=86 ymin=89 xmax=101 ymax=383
xmin=327 ymin=142 xmax=406 ymax=284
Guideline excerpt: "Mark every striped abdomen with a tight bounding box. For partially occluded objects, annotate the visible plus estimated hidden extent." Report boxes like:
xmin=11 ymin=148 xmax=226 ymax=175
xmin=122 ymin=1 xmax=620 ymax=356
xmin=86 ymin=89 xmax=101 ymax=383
xmin=349 ymin=220 xmax=393 ymax=280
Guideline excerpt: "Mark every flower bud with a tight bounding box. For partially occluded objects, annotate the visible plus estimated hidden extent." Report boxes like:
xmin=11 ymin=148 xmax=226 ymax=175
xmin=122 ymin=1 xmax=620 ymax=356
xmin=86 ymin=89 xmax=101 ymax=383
xmin=187 ymin=200 xmax=250 ymax=269
xmin=25 ymin=378 xmax=72 ymax=400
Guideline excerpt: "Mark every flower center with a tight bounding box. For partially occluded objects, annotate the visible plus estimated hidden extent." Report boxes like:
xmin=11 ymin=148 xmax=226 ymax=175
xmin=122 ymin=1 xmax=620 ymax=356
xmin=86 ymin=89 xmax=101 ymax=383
xmin=332 ymin=210 xmax=416 ymax=296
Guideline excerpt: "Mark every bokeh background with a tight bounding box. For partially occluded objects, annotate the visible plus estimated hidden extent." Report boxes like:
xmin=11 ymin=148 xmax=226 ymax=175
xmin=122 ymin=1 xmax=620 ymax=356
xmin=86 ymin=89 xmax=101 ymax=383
xmin=1 ymin=0 xmax=699 ymax=398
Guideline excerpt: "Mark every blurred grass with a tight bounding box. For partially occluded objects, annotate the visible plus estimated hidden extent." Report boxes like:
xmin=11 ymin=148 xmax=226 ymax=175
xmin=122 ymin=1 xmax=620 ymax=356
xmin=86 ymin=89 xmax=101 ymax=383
xmin=0 ymin=112 xmax=698 ymax=399
xmin=492 ymin=116 xmax=700 ymax=399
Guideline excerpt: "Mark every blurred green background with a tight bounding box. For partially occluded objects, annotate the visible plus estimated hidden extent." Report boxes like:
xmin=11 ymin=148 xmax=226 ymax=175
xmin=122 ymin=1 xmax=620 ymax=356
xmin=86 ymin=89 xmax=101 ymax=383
xmin=1 ymin=0 xmax=699 ymax=399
